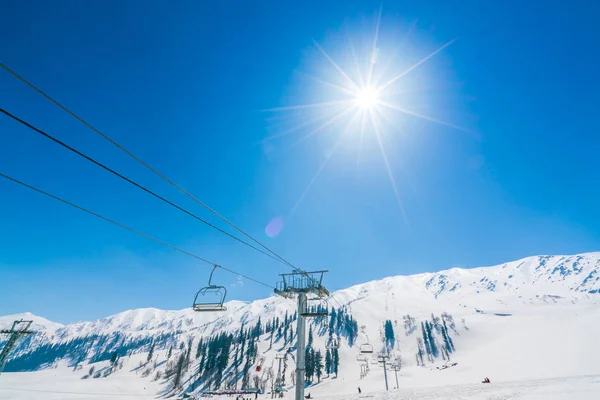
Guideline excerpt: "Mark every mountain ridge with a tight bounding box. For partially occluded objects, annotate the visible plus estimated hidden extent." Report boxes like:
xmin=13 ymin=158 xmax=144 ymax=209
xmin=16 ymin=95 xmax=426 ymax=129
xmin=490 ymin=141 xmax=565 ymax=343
xmin=3 ymin=252 xmax=600 ymax=334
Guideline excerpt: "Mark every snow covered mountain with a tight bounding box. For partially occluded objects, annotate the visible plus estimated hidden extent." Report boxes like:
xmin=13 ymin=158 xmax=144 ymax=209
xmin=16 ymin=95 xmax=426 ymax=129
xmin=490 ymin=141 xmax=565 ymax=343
xmin=2 ymin=252 xmax=600 ymax=399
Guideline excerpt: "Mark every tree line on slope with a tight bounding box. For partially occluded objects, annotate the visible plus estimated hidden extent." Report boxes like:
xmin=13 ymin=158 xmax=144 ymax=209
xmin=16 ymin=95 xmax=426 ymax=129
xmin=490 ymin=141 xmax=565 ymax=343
xmin=414 ymin=313 xmax=456 ymax=366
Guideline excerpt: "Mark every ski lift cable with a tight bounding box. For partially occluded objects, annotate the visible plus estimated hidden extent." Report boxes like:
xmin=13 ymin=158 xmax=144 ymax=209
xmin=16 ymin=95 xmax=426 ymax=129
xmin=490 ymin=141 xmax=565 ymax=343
xmin=0 ymin=107 xmax=290 ymax=267
xmin=0 ymin=63 xmax=344 ymax=289
xmin=0 ymin=61 xmax=299 ymax=271
xmin=0 ymin=171 xmax=276 ymax=290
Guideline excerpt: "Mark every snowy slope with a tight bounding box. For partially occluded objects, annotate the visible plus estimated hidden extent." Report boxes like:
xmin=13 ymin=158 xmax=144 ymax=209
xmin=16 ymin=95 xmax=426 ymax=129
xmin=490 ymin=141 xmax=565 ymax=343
xmin=0 ymin=312 xmax=64 ymax=333
xmin=2 ymin=253 xmax=600 ymax=399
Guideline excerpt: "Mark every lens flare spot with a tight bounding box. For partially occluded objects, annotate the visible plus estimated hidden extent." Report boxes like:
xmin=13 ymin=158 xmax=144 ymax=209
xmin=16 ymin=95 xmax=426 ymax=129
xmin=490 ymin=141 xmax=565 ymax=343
xmin=265 ymin=216 xmax=285 ymax=237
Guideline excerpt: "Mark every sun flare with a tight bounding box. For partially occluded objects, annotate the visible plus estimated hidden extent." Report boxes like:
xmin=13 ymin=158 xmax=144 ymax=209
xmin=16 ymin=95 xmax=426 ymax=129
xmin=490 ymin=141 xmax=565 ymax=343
xmin=354 ymin=87 xmax=380 ymax=110
xmin=263 ymin=11 xmax=469 ymax=222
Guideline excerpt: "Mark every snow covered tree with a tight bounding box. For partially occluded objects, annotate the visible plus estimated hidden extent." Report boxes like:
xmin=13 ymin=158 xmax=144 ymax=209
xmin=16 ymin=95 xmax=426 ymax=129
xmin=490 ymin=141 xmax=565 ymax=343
xmin=195 ymin=339 xmax=203 ymax=359
xmin=242 ymin=358 xmax=251 ymax=389
xmin=282 ymin=357 xmax=287 ymax=386
xmin=441 ymin=320 xmax=453 ymax=354
xmin=308 ymin=326 xmax=314 ymax=347
xmin=403 ymin=314 xmax=417 ymax=336
xmin=167 ymin=346 xmax=173 ymax=360
xmin=442 ymin=320 xmax=455 ymax=352
xmin=431 ymin=313 xmax=442 ymax=333
xmin=172 ymin=353 xmax=186 ymax=390
xmin=147 ymin=342 xmax=155 ymax=363
xmin=421 ymin=322 xmax=432 ymax=358
xmin=416 ymin=337 xmax=425 ymax=366
xmin=442 ymin=312 xmax=458 ymax=334
xmin=425 ymin=321 xmax=439 ymax=358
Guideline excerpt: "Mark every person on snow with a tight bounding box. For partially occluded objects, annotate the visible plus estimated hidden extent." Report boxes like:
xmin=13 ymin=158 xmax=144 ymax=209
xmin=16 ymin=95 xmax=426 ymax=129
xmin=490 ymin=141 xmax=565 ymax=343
xmin=358 ymin=387 xmax=362 ymax=394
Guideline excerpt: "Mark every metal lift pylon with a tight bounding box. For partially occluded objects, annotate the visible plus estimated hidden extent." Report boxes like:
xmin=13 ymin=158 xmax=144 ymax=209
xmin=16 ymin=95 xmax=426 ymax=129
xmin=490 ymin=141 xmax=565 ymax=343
xmin=0 ymin=319 xmax=34 ymax=375
xmin=274 ymin=271 xmax=329 ymax=400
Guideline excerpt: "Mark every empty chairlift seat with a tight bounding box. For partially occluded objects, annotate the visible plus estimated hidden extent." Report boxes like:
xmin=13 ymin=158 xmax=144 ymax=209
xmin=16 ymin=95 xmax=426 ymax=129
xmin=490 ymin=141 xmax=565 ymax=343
xmin=192 ymin=265 xmax=227 ymax=312
xmin=360 ymin=343 xmax=374 ymax=354
xmin=300 ymin=297 xmax=329 ymax=318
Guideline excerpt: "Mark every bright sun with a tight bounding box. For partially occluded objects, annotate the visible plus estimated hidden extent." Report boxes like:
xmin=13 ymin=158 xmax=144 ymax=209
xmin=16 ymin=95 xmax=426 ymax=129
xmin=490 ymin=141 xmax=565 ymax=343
xmin=263 ymin=10 xmax=466 ymax=221
xmin=354 ymin=87 xmax=379 ymax=110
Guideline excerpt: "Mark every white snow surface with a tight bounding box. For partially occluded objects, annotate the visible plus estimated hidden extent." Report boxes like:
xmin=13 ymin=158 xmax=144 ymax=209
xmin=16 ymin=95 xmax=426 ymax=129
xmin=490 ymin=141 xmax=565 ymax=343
xmin=0 ymin=312 xmax=64 ymax=332
xmin=2 ymin=252 xmax=600 ymax=399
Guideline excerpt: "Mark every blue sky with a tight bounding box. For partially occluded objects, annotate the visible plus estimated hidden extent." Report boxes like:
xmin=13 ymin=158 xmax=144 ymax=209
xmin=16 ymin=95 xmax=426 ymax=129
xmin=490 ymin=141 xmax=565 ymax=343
xmin=1 ymin=0 xmax=598 ymax=323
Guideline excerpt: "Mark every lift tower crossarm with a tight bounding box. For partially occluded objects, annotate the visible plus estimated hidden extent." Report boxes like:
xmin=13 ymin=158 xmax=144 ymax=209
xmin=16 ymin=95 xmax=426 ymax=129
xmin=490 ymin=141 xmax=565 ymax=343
xmin=0 ymin=320 xmax=34 ymax=375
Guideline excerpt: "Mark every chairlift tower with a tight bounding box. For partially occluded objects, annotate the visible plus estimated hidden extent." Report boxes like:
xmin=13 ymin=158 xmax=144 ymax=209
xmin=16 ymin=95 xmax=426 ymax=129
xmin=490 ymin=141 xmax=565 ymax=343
xmin=389 ymin=363 xmax=401 ymax=389
xmin=0 ymin=320 xmax=34 ymax=375
xmin=377 ymin=352 xmax=390 ymax=391
xmin=274 ymin=270 xmax=329 ymax=400
xmin=274 ymin=353 xmax=286 ymax=395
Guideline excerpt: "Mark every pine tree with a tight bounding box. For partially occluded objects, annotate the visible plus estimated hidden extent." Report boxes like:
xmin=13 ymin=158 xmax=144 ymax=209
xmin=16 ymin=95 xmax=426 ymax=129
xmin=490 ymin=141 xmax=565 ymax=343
xmin=426 ymin=321 xmax=438 ymax=358
xmin=441 ymin=320 xmax=452 ymax=354
xmin=242 ymin=358 xmax=251 ymax=389
xmin=315 ymin=350 xmax=323 ymax=382
xmin=308 ymin=326 xmax=314 ymax=347
xmin=421 ymin=322 xmax=431 ymax=357
xmin=332 ymin=348 xmax=339 ymax=377
xmin=147 ymin=342 xmax=155 ymax=363
xmin=198 ymin=351 xmax=206 ymax=376
xmin=325 ymin=349 xmax=332 ymax=375
xmin=254 ymin=317 xmax=262 ymax=338
xmin=173 ymin=353 xmax=186 ymax=390
xmin=384 ymin=320 xmax=395 ymax=350
xmin=416 ymin=337 xmax=425 ymax=366
xmin=185 ymin=349 xmax=191 ymax=369
xmin=195 ymin=339 xmax=203 ymax=359
xmin=305 ymin=348 xmax=314 ymax=382
xmin=167 ymin=346 xmax=173 ymax=360
xmin=110 ymin=351 xmax=118 ymax=366
xmin=443 ymin=320 xmax=455 ymax=351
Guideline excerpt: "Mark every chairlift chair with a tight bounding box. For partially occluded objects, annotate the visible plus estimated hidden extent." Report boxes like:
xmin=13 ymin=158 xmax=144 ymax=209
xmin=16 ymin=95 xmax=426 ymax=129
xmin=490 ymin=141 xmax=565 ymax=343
xmin=360 ymin=343 xmax=374 ymax=354
xmin=300 ymin=297 xmax=328 ymax=318
xmin=192 ymin=265 xmax=227 ymax=312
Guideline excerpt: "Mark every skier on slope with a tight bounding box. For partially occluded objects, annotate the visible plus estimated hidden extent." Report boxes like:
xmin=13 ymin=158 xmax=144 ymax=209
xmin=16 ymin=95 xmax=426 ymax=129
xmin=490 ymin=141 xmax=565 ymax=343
xmin=358 ymin=386 xmax=362 ymax=394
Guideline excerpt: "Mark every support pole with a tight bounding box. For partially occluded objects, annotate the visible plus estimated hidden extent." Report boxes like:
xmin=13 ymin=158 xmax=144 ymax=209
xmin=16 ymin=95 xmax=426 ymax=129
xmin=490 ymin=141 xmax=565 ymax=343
xmin=382 ymin=358 xmax=389 ymax=391
xmin=295 ymin=292 xmax=307 ymax=400
xmin=0 ymin=320 xmax=34 ymax=375
xmin=394 ymin=366 xmax=399 ymax=389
